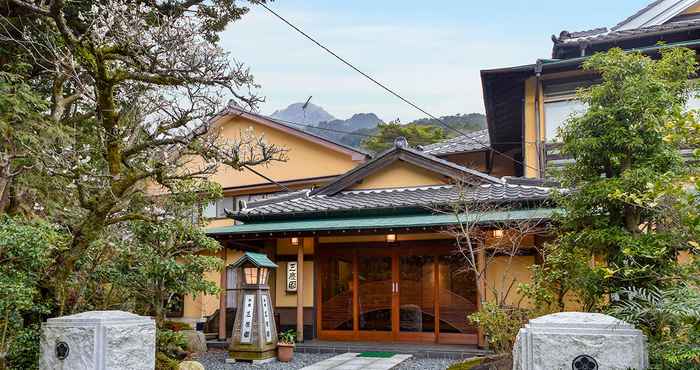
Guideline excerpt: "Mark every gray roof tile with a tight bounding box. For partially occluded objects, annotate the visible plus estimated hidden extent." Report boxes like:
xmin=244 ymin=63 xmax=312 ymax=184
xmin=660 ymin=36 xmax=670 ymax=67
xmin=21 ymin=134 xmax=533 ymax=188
xmin=558 ymin=18 xmax=700 ymax=45
xmin=421 ymin=129 xmax=490 ymax=156
xmin=230 ymin=183 xmax=553 ymax=221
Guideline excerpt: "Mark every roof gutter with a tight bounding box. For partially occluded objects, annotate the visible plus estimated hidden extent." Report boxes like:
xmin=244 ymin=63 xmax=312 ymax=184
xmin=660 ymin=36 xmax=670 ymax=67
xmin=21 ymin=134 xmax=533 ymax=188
xmin=482 ymin=38 xmax=700 ymax=77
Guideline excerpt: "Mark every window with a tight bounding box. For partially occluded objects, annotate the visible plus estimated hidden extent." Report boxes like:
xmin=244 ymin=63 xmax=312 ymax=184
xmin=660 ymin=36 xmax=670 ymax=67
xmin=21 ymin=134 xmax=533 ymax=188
xmin=201 ymin=192 xmax=286 ymax=219
xmin=202 ymin=197 xmax=235 ymax=219
xmin=543 ymin=99 xmax=588 ymax=141
xmin=542 ymin=80 xmax=592 ymax=142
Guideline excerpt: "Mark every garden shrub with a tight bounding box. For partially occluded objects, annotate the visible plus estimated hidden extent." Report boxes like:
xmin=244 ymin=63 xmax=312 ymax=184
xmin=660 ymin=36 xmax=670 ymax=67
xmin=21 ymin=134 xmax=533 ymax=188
xmin=468 ymin=303 xmax=530 ymax=354
xmin=7 ymin=324 xmax=41 ymax=370
xmin=163 ymin=320 xmax=193 ymax=332
xmin=155 ymin=351 xmax=180 ymax=370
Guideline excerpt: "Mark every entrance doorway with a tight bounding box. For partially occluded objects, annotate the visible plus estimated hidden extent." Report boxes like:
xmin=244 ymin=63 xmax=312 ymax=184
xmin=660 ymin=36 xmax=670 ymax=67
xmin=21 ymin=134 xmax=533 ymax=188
xmin=317 ymin=241 xmax=478 ymax=344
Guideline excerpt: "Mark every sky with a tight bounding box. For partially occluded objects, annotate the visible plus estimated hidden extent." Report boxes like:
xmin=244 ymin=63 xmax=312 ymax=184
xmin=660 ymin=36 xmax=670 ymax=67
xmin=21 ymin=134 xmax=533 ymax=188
xmin=220 ymin=1 xmax=652 ymax=122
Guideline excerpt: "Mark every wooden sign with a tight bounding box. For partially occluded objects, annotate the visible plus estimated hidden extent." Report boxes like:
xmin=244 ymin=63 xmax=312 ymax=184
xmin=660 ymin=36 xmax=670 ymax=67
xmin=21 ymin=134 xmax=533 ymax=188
xmin=240 ymin=294 xmax=255 ymax=344
xmin=286 ymin=262 xmax=298 ymax=292
xmin=261 ymin=295 xmax=273 ymax=343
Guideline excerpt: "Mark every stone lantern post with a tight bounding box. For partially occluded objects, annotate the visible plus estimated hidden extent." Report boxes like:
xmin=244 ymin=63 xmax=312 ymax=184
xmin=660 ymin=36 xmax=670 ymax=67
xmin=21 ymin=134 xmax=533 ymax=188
xmin=227 ymin=252 xmax=278 ymax=364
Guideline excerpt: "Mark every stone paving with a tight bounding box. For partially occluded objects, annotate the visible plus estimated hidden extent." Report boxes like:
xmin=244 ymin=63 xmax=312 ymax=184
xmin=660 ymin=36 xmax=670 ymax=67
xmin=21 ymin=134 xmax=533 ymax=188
xmin=300 ymin=352 xmax=413 ymax=370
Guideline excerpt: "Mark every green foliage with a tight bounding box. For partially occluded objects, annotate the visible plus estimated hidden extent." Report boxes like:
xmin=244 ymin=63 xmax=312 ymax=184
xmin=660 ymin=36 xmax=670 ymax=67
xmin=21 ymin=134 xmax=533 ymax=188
xmin=361 ymin=120 xmax=446 ymax=152
xmin=155 ymin=351 xmax=180 ymax=370
xmin=468 ymin=303 xmax=530 ymax=354
xmin=6 ymin=324 xmax=41 ymax=370
xmin=112 ymin=217 xmax=223 ymax=325
xmin=528 ymin=47 xmax=700 ymax=369
xmin=608 ymin=284 xmax=700 ymax=369
xmin=278 ymin=329 xmax=297 ymax=344
xmin=0 ymin=216 xmax=63 ymax=369
xmin=446 ymin=357 xmax=485 ymax=370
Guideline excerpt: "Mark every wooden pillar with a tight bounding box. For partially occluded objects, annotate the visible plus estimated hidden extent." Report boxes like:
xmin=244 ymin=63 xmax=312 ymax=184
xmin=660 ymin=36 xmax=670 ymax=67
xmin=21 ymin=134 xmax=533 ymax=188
xmin=218 ymin=247 xmax=228 ymax=341
xmin=296 ymin=240 xmax=304 ymax=342
xmin=477 ymin=243 xmax=487 ymax=348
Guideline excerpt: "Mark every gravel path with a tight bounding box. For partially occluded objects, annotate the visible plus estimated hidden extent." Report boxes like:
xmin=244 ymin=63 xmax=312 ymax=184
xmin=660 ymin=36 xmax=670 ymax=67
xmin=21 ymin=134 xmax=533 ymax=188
xmin=194 ymin=350 xmax=334 ymax=369
xmin=393 ymin=357 xmax=458 ymax=370
xmin=195 ymin=350 xmax=458 ymax=370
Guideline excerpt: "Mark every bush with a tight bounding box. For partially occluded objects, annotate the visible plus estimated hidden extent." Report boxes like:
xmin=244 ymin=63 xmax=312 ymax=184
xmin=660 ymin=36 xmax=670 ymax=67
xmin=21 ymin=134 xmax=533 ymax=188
xmin=468 ymin=303 xmax=530 ymax=354
xmin=163 ymin=320 xmax=193 ymax=332
xmin=7 ymin=324 xmax=41 ymax=370
xmin=155 ymin=351 xmax=180 ymax=370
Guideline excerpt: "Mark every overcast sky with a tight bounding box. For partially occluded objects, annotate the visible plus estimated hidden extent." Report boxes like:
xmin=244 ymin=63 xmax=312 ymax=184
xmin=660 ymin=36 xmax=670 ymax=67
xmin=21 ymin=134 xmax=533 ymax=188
xmin=220 ymin=1 xmax=651 ymax=122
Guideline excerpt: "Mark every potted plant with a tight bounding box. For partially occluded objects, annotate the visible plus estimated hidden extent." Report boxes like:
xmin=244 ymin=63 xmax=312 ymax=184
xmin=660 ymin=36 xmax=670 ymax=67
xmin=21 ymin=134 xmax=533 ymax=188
xmin=277 ymin=329 xmax=297 ymax=362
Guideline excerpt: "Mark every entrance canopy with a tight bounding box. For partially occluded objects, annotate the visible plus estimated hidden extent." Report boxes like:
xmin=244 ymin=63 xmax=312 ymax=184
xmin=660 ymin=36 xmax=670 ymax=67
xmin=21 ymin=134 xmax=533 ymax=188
xmin=206 ymin=208 xmax=557 ymax=238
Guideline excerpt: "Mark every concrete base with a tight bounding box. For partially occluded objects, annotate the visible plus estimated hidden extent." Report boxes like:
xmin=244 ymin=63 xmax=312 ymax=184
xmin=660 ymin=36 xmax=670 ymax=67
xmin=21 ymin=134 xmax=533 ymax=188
xmin=225 ymin=357 xmax=276 ymax=365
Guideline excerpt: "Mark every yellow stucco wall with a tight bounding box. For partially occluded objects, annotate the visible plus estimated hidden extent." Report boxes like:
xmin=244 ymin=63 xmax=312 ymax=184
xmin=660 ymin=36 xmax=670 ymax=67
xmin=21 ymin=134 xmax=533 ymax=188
xmin=209 ymin=116 xmax=362 ymax=188
xmin=484 ymin=255 xmax=535 ymax=307
xmin=275 ymin=261 xmax=314 ymax=308
xmin=523 ymin=77 xmax=545 ymax=178
xmin=349 ymin=160 xmax=447 ymax=190
xmin=683 ymin=2 xmax=700 ymax=14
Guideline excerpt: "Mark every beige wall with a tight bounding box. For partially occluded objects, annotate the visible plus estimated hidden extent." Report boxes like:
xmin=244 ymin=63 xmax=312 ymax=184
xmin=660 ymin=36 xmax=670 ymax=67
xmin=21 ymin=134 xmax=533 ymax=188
xmin=183 ymin=249 xmax=245 ymax=319
xmin=349 ymin=160 xmax=447 ymax=190
xmin=275 ymin=261 xmax=314 ymax=308
xmin=484 ymin=255 xmax=535 ymax=307
xmin=210 ymin=116 xmax=362 ymax=188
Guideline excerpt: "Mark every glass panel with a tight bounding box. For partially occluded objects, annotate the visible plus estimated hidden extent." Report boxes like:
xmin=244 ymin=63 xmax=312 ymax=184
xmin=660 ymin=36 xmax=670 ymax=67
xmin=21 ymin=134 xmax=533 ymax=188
xmin=321 ymin=253 xmax=354 ymax=331
xmin=358 ymin=254 xmax=392 ymax=331
xmin=399 ymin=255 xmax=435 ymax=333
xmin=202 ymin=202 xmax=216 ymax=219
xmin=226 ymin=267 xmax=237 ymax=308
xmin=216 ymin=197 xmax=234 ymax=218
xmin=438 ymin=254 xmax=478 ymax=334
xmin=544 ymin=99 xmax=587 ymax=142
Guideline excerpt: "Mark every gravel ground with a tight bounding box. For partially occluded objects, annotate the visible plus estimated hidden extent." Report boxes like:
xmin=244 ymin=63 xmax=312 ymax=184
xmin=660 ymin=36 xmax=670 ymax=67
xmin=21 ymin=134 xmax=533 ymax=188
xmin=195 ymin=350 xmax=458 ymax=370
xmin=393 ymin=357 xmax=458 ymax=370
xmin=194 ymin=350 xmax=334 ymax=369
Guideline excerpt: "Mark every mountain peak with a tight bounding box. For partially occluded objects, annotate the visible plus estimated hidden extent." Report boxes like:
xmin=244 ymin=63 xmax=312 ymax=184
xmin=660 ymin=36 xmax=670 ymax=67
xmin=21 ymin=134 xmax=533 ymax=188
xmin=270 ymin=102 xmax=335 ymax=125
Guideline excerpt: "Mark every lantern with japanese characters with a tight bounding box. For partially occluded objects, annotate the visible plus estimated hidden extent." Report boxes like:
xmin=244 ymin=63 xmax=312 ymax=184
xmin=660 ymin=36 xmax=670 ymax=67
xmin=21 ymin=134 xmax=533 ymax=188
xmin=227 ymin=252 xmax=278 ymax=363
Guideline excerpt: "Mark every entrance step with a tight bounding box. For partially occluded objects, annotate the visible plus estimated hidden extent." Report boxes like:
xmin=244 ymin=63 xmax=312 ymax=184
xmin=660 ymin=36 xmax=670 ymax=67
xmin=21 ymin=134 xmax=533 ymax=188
xmin=296 ymin=340 xmax=489 ymax=360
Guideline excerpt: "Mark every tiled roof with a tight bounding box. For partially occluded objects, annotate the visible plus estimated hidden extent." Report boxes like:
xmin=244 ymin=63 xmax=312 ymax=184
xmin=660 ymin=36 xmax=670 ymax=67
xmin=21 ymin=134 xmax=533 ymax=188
xmin=557 ymin=18 xmax=700 ymax=46
xmin=421 ymin=129 xmax=490 ymax=156
xmin=231 ymin=183 xmax=553 ymax=221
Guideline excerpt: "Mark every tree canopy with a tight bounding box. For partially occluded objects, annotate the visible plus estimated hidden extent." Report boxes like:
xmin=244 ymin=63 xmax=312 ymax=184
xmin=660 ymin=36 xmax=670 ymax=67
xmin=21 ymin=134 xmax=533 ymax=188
xmin=361 ymin=120 xmax=445 ymax=152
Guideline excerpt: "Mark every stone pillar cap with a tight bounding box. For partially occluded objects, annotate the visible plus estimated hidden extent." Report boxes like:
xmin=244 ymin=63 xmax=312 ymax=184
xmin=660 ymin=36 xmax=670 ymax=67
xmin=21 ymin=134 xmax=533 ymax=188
xmin=527 ymin=311 xmax=636 ymax=330
xmin=44 ymin=310 xmax=154 ymax=326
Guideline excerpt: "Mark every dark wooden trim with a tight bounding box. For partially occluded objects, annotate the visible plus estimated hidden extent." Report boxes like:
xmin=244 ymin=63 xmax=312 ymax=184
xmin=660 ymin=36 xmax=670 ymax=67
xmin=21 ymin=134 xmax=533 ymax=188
xmin=275 ymin=254 xmax=314 ymax=262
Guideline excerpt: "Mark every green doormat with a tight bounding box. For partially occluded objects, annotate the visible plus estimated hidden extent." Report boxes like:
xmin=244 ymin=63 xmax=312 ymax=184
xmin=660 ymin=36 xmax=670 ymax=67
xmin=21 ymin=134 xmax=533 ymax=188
xmin=358 ymin=351 xmax=396 ymax=358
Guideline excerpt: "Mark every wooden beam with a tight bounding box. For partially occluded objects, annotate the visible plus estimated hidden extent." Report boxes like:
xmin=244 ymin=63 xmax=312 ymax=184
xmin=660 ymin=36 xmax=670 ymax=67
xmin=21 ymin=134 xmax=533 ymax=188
xmin=296 ymin=241 xmax=304 ymax=342
xmin=218 ymin=248 xmax=228 ymax=341
xmin=477 ymin=244 xmax=487 ymax=348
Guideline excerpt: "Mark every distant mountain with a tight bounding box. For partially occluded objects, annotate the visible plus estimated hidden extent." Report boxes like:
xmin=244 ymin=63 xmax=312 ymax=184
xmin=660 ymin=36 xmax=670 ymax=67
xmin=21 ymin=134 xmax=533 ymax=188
xmin=269 ymin=102 xmax=487 ymax=150
xmin=271 ymin=102 xmax=335 ymax=125
xmin=308 ymin=113 xmax=383 ymax=144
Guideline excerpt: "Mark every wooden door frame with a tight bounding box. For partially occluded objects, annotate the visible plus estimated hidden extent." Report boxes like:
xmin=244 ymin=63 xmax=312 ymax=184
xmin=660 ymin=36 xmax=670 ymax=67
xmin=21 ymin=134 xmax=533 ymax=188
xmin=316 ymin=240 xmax=477 ymax=344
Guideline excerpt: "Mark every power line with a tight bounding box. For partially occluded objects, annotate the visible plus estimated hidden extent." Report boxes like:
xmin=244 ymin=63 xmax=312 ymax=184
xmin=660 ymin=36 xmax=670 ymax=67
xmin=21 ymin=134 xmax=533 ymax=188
xmin=258 ymin=3 xmax=539 ymax=173
xmin=267 ymin=114 xmax=530 ymax=146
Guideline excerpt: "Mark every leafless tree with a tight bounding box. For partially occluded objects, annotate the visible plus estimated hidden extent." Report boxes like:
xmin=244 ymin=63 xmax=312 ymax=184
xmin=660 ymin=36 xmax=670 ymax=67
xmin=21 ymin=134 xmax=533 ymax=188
xmin=443 ymin=182 xmax=550 ymax=309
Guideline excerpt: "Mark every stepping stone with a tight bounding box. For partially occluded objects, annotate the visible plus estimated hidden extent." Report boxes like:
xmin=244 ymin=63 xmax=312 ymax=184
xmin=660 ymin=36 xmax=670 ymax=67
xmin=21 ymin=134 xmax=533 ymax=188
xmin=300 ymin=353 xmax=412 ymax=370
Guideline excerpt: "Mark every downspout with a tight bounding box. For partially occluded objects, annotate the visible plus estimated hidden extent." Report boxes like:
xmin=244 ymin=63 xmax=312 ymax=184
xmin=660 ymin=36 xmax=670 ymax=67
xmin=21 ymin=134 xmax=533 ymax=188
xmin=533 ymin=59 xmax=545 ymax=179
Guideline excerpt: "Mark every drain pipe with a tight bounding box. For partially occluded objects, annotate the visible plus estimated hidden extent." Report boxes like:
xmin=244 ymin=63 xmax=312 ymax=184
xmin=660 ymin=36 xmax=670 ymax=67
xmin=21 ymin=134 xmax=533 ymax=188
xmin=533 ymin=59 xmax=545 ymax=178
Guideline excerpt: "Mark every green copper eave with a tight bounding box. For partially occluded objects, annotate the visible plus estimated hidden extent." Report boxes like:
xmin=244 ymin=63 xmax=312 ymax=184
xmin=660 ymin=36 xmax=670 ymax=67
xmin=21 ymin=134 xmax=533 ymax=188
xmin=229 ymin=252 xmax=278 ymax=269
xmin=206 ymin=208 xmax=560 ymax=236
